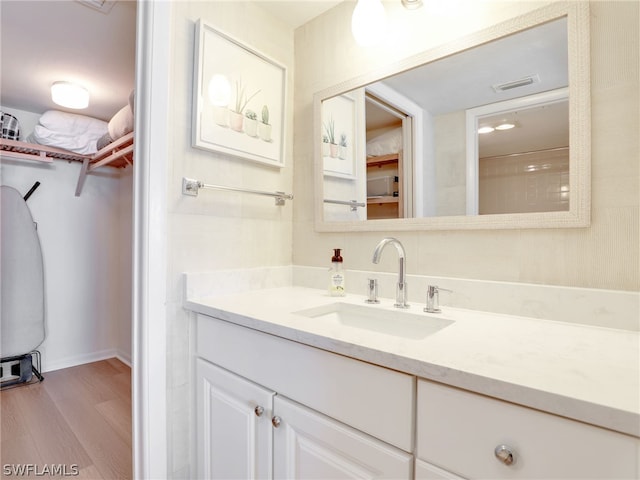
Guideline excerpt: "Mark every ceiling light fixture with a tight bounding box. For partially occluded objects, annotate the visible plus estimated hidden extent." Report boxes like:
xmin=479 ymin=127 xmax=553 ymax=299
xmin=351 ymin=0 xmax=388 ymax=47
xmin=495 ymin=122 xmax=516 ymax=130
xmin=478 ymin=126 xmax=495 ymax=134
xmin=51 ymin=81 xmax=90 ymax=109
xmin=351 ymin=0 xmax=423 ymax=47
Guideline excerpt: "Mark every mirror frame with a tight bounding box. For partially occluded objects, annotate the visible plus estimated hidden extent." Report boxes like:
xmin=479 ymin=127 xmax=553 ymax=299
xmin=313 ymin=2 xmax=590 ymax=232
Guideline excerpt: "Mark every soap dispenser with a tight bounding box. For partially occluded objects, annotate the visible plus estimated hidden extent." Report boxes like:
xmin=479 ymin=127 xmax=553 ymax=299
xmin=329 ymin=248 xmax=346 ymax=296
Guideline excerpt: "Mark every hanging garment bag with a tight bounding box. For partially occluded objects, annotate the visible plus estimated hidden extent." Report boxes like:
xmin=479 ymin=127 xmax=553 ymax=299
xmin=1 ymin=185 xmax=45 ymax=359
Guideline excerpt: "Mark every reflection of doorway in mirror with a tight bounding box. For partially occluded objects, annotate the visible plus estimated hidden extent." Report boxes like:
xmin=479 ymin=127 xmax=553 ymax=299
xmin=365 ymin=93 xmax=410 ymax=220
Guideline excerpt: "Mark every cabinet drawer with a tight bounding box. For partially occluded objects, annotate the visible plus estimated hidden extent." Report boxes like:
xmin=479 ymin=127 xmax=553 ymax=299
xmin=197 ymin=314 xmax=414 ymax=452
xmin=417 ymin=379 xmax=639 ymax=479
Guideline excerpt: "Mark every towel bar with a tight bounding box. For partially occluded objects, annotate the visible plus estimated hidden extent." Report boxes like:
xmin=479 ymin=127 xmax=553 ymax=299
xmin=182 ymin=177 xmax=293 ymax=206
xmin=323 ymin=199 xmax=365 ymax=211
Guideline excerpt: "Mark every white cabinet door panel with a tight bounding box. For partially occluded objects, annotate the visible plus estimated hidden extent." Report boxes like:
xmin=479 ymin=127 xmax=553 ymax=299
xmin=196 ymin=359 xmax=275 ymax=479
xmin=415 ymin=459 xmax=466 ymax=480
xmin=273 ymin=396 xmax=412 ymax=479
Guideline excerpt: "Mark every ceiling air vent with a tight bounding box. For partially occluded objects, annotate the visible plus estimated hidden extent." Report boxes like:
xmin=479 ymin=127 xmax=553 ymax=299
xmin=75 ymin=0 xmax=116 ymax=14
xmin=492 ymin=74 xmax=540 ymax=93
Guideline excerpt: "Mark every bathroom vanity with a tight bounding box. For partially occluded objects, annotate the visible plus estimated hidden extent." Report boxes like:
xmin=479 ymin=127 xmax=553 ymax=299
xmin=186 ymin=286 xmax=640 ymax=479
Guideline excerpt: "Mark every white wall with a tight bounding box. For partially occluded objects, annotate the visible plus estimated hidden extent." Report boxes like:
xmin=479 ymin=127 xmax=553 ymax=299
xmin=293 ymin=0 xmax=639 ymax=293
xmin=0 ymin=106 xmax=132 ymax=371
xmin=163 ymin=3 xmax=295 ymax=477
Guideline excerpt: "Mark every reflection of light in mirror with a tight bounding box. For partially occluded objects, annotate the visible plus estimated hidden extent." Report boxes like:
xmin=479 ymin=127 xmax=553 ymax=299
xmin=208 ymin=74 xmax=231 ymax=107
xmin=526 ymin=163 xmax=553 ymax=172
xmin=495 ymin=122 xmax=516 ymax=130
xmin=478 ymin=126 xmax=495 ymax=134
xmin=352 ymin=0 xmax=387 ymax=46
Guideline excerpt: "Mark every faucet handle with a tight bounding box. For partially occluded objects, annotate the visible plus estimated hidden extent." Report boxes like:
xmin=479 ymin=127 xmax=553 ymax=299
xmin=424 ymin=285 xmax=452 ymax=313
xmin=365 ymin=278 xmax=380 ymax=304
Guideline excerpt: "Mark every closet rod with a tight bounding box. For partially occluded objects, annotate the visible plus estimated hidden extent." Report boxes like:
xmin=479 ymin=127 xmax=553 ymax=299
xmin=324 ymin=199 xmax=366 ymax=211
xmin=182 ymin=177 xmax=293 ymax=206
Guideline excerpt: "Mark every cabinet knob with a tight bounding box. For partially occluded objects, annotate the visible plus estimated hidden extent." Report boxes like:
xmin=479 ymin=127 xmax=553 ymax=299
xmin=271 ymin=416 xmax=282 ymax=428
xmin=494 ymin=445 xmax=515 ymax=466
xmin=254 ymin=405 xmax=264 ymax=417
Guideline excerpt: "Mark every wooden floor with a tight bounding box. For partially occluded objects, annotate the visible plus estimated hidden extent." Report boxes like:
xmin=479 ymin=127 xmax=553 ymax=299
xmin=0 ymin=358 xmax=132 ymax=479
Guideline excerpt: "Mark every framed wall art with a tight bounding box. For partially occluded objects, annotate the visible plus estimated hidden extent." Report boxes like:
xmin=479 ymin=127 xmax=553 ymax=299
xmin=322 ymin=93 xmax=357 ymax=179
xmin=192 ymin=20 xmax=287 ymax=168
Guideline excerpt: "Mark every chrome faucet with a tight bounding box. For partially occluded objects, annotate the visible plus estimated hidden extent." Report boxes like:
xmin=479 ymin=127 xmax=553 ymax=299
xmin=372 ymin=237 xmax=409 ymax=308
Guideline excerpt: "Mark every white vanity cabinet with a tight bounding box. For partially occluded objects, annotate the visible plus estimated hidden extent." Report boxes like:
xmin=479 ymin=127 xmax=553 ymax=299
xmin=194 ymin=312 xmax=639 ymax=480
xmin=195 ymin=314 xmax=414 ymax=479
xmin=416 ymin=379 xmax=639 ymax=479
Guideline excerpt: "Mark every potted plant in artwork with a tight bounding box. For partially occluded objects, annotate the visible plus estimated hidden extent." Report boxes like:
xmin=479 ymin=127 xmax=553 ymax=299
xmin=229 ymin=80 xmax=260 ymax=133
xmin=244 ymin=109 xmax=258 ymax=137
xmin=323 ymin=118 xmax=338 ymax=158
xmin=258 ymin=105 xmax=272 ymax=142
xmin=322 ymin=135 xmax=330 ymax=157
xmin=339 ymin=133 xmax=348 ymax=160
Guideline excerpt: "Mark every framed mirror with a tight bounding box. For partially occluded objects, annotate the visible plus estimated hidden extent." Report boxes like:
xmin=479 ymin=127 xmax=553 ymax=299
xmin=314 ymin=2 xmax=590 ymax=231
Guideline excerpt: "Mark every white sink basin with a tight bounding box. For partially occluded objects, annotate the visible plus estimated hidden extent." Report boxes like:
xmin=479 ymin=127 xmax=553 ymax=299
xmin=294 ymin=302 xmax=453 ymax=339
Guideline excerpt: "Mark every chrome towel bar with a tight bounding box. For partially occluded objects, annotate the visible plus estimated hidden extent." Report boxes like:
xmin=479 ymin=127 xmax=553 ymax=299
xmin=182 ymin=177 xmax=293 ymax=206
xmin=323 ymin=199 xmax=365 ymax=211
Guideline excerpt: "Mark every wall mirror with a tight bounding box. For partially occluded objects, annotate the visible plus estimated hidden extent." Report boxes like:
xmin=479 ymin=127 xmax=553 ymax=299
xmin=314 ymin=2 xmax=590 ymax=231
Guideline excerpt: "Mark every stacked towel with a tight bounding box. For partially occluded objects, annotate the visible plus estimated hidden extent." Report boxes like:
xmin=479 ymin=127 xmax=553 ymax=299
xmin=366 ymin=127 xmax=403 ymax=157
xmin=29 ymin=110 xmax=108 ymax=155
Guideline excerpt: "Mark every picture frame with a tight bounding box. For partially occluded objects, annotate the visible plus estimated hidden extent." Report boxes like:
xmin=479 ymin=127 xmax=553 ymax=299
xmin=322 ymin=93 xmax=357 ymax=179
xmin=192 ymin=20 xmax=287 ymax=168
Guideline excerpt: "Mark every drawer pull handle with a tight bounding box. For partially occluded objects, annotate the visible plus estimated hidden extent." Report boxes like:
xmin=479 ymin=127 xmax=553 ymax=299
xmin=494 ymin=445 xmax=515 ymax=466
xmin=254 ymin=405 xmax=264 ymax=417
xmin=272 ymin=416 xmax=282 ymax=428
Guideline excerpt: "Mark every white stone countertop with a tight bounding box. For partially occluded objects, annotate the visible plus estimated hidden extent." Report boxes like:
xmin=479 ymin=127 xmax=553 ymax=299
xmin=185 ymin=286 xmax=640 ymax=438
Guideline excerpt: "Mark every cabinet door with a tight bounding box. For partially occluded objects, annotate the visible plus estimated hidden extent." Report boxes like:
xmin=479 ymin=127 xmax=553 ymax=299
xmin=196 ymin=359 xmax=275 ymax=479
xmin=273 ymin=396 xmax=412 ymax=479
xmin=415 ymin=459 xmax=466 ymax=480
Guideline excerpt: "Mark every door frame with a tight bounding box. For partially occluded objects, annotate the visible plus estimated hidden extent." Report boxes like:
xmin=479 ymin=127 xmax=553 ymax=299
xmin=133 ymin=1 xmax=171 ymax=478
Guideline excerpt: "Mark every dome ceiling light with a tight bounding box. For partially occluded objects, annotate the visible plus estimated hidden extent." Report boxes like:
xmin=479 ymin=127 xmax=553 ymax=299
xmin=51 ymin=81 xmax=90 ymax=109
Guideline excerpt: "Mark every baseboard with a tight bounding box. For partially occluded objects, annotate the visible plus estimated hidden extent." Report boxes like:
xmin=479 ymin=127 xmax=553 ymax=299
xmin=42 ymin=348 xmax=124 ymax=373
xmin=116 ymin=350 xmax=132 ymax=368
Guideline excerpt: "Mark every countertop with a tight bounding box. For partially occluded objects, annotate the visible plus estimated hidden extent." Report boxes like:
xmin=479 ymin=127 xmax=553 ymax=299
xmin=185 ymin=286 xmax=640 ymax=438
